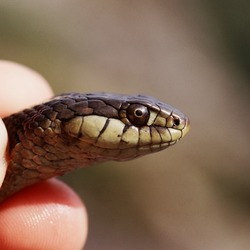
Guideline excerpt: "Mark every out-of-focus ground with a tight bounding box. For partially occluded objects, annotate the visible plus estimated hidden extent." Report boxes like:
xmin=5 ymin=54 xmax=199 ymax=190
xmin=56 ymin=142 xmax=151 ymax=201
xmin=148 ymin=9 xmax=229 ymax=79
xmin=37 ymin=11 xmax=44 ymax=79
xmin=0 ymin=1 xmax=249 ymax=249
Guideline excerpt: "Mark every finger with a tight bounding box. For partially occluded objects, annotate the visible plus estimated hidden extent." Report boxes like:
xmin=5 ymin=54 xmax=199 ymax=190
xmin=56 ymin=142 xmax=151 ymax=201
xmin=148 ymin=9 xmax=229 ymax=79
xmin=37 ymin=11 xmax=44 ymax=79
xmin=0 ymin=60 xmax=53 ymax=117
xmin=0 ymin=179 xmax=88 ymax=250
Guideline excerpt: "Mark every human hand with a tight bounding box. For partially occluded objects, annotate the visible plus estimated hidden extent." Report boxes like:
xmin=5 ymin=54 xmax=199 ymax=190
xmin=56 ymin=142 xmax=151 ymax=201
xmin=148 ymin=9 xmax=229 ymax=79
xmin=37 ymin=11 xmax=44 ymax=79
xmin=0 ymin=61 xmax=87 ymax=250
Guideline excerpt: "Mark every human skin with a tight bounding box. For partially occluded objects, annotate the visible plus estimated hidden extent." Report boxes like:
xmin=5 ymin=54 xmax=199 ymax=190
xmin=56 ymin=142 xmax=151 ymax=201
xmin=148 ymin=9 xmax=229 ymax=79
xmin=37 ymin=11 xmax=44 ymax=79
xmin=0 ymin=61 xmax=88 ymax=250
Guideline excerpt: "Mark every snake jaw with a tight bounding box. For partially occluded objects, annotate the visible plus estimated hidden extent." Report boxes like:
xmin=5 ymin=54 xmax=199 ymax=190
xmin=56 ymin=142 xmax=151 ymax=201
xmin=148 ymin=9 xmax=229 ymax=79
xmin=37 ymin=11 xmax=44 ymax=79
xmin=62 ymin=112 xmax=190 ymax=161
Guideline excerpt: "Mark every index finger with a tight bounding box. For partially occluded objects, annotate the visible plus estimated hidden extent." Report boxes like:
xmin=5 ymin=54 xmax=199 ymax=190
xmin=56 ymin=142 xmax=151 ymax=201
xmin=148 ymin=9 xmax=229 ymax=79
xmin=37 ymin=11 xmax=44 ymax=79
xmin=0 ymin=60 xmax=53 ymax=117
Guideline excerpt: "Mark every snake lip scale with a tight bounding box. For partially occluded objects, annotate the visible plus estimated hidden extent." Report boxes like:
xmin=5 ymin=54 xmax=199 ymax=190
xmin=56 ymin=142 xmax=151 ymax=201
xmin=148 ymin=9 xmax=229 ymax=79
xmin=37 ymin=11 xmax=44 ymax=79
xmin=0 ymin=92 xmax=190 ymax=202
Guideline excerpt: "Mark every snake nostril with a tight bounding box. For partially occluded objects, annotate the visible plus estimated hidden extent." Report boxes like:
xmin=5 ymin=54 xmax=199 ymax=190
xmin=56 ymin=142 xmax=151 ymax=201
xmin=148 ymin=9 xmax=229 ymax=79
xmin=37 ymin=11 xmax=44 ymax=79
xmin=173 ymin=117 xmax=180 ymax=127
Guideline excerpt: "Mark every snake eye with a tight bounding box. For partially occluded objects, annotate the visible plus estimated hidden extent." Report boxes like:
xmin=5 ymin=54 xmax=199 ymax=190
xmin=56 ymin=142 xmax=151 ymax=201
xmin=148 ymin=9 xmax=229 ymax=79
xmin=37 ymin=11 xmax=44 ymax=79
xmin=127 ymin=104 xmax=150 ymax=126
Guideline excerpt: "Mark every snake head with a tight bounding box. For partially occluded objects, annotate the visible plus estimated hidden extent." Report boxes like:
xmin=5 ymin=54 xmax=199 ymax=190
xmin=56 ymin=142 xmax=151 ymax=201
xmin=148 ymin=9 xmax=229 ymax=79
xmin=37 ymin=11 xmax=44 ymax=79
xmin=60 ymin=93 xmax=190 ymax=161
xmin=0 ymin=92 xmax=190 ymax=201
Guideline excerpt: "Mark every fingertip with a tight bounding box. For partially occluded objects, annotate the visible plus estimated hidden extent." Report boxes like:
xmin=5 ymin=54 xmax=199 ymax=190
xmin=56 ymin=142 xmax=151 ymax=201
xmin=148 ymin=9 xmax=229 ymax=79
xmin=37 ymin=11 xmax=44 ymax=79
xmin=0 ymin=60 xmax=53 ymax=117
xmin=0 ymin=179 xmax=88 ymax=250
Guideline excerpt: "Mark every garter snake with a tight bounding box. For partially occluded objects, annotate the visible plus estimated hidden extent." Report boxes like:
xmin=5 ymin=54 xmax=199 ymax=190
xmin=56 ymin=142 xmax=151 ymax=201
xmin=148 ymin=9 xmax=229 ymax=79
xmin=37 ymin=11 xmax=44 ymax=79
xmin=0 ymin=92 xmax=190 ymax=202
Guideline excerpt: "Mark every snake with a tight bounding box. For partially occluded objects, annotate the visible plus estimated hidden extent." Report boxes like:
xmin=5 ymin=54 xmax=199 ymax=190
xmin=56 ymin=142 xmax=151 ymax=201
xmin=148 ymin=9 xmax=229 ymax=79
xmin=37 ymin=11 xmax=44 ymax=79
xmin=0 ymin=92 xmax=190 ymax=202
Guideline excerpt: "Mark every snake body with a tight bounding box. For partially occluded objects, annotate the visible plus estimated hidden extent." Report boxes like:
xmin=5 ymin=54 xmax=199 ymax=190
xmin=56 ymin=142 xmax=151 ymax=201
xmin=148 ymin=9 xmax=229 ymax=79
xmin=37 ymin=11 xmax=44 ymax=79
xmin=0 ymin=93 xmax=190 ymax=202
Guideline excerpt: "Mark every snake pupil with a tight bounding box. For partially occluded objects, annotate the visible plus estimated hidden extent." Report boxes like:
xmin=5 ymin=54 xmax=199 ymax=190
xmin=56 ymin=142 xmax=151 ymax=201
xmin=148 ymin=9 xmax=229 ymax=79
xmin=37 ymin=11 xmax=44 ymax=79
xmin=135 ymin=109 xmax=143 ymax=117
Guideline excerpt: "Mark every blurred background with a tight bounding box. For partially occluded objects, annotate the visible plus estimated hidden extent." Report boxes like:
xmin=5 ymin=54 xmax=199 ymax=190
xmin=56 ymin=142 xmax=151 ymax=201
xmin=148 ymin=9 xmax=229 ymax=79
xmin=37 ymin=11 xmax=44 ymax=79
xmin=0 ymin=1 xmax=249 ymax=249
